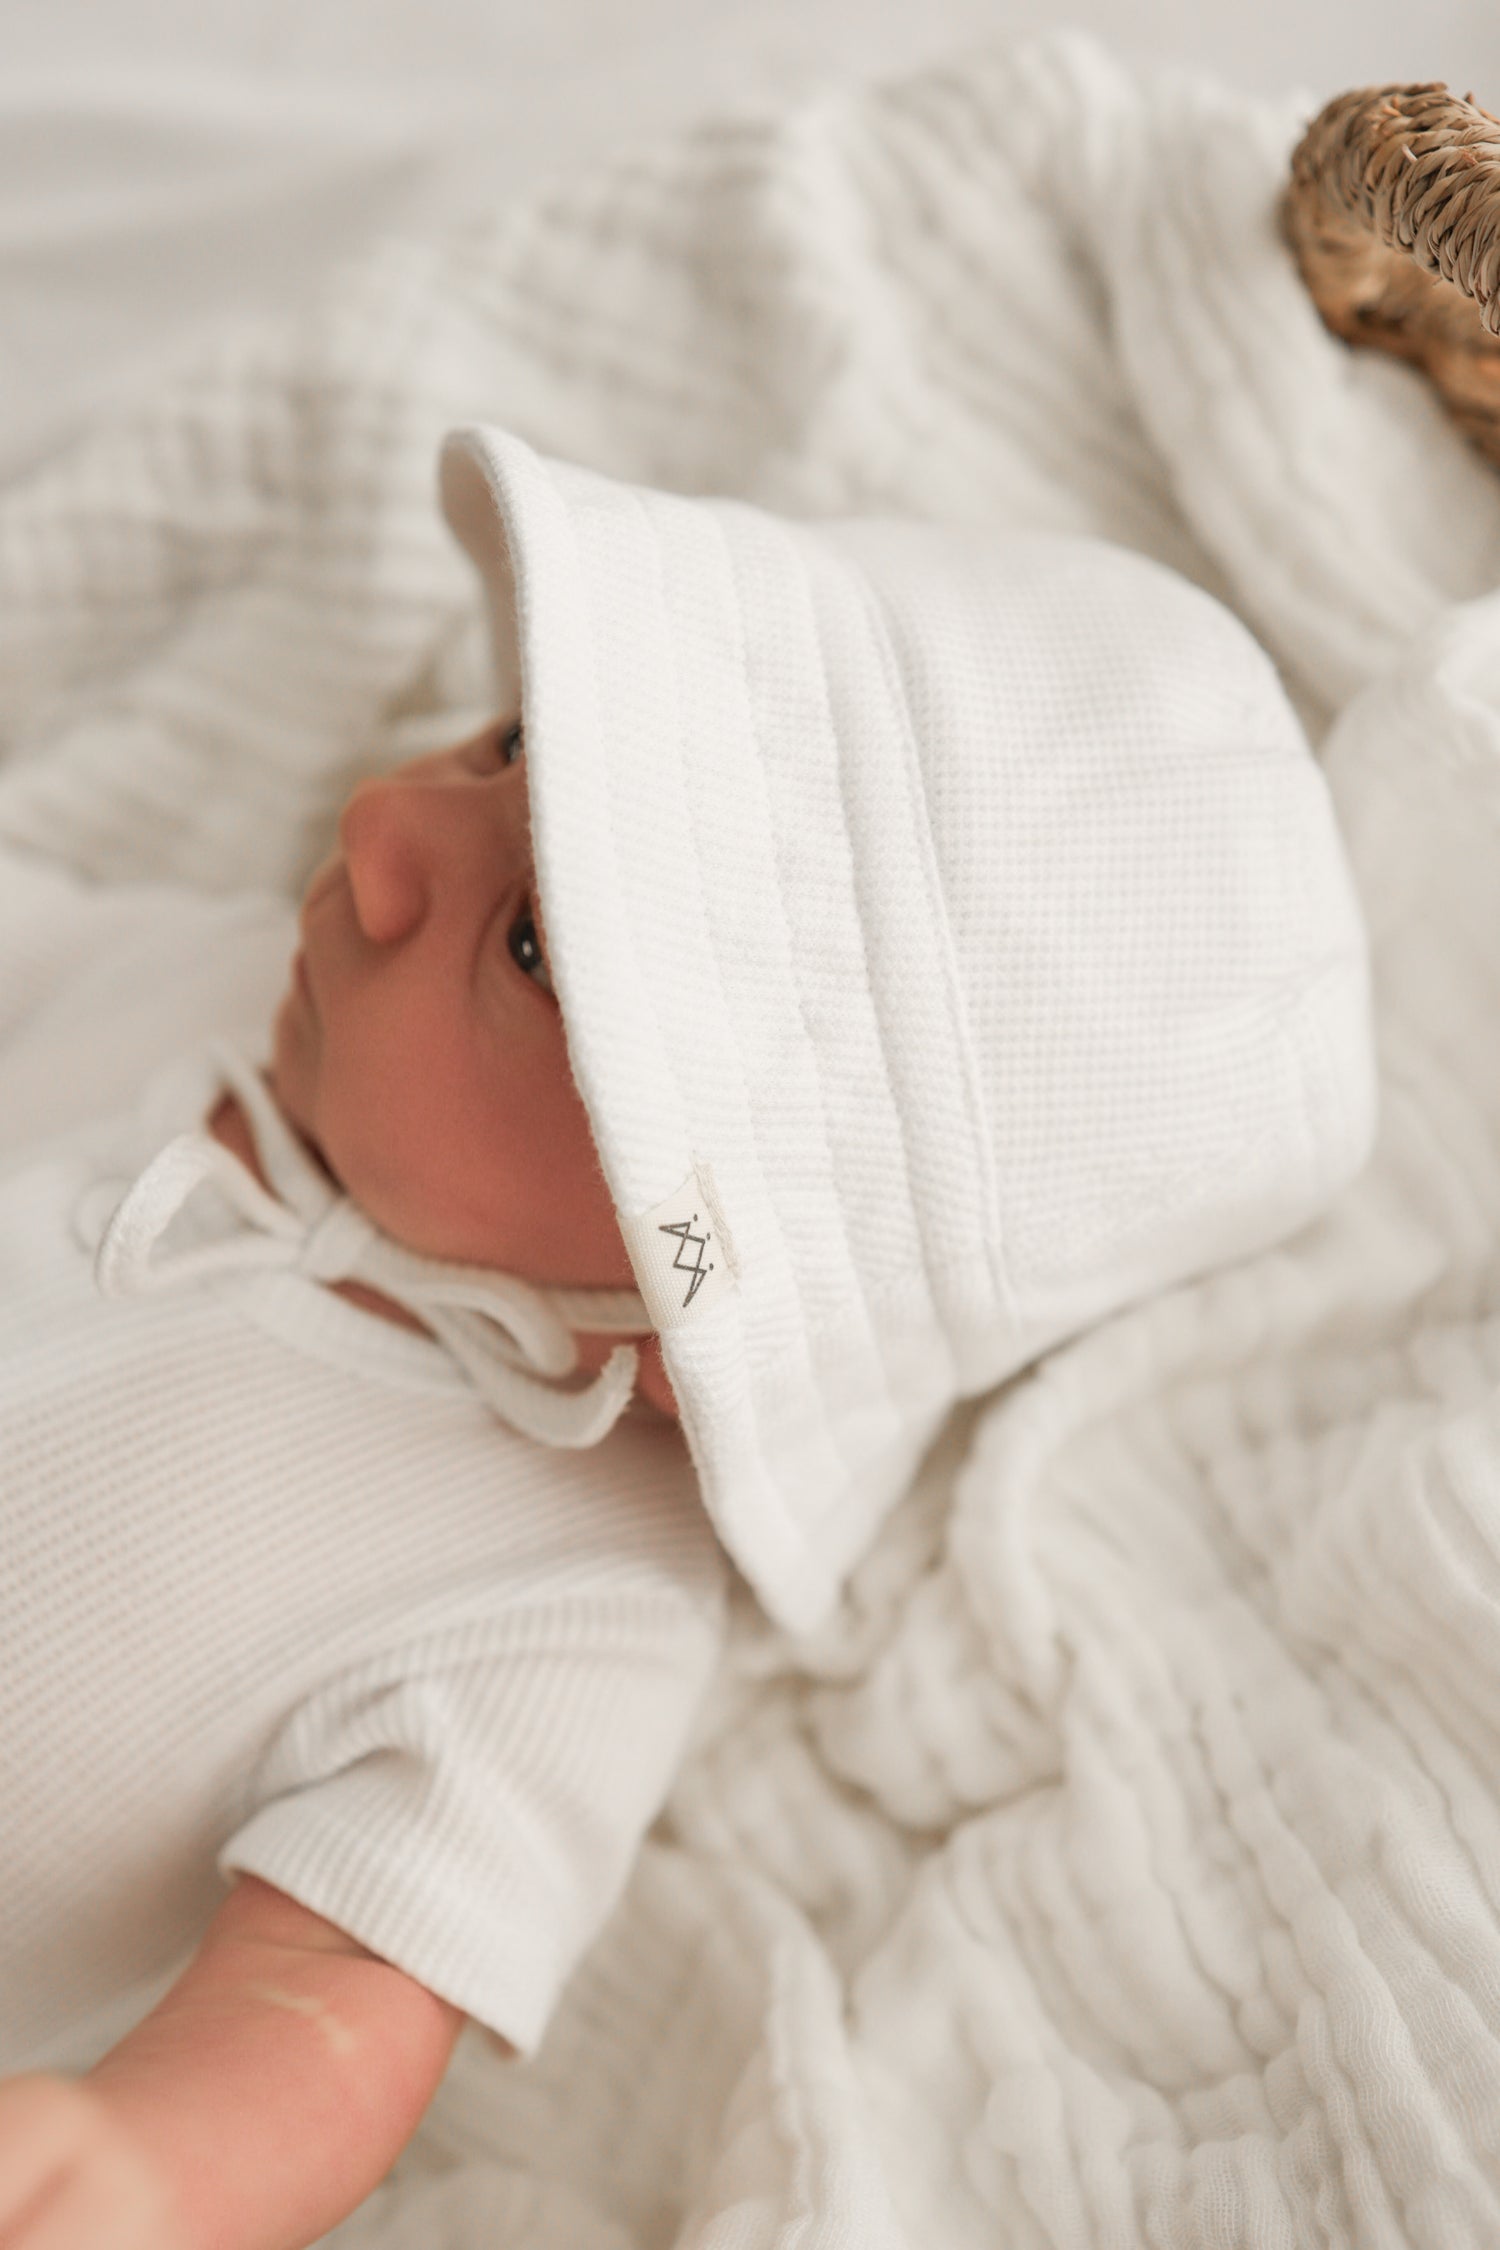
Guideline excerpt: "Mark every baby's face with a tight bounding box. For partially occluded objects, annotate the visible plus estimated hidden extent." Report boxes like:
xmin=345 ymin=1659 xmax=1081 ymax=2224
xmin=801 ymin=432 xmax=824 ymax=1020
xmin=272 ymin=720 xmax=634 ymax=1301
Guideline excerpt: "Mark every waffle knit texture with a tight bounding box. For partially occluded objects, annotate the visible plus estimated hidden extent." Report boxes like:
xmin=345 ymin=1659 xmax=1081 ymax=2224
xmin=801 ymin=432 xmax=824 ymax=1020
xmin=0 ymin=845 xmax=726 ymax=2071
xmin=9 ymin=29 xmax=1500 ymax=2248
xmin=443 ymin=429 xmax=1375 ymax=1632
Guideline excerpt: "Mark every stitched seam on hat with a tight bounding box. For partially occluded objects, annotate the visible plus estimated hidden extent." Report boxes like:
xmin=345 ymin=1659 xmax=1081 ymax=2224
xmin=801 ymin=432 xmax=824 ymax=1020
xmin=646 ymin=491 xmax=862 ymax=1503
xmin=761 ymin=521 xmax=967 ymax=1393
xmin=600 ymin=485 xmax=707 ymax=1172
xmin=1286 ymin=772 xmax=1364 ymax=1205
xmin=519 ymin=457 xmax=698 ymax=1256
xmin=773 ymin=522 xmax=985 ymax=1386
xmin=1273 ymin=774 xmax=1331 ymax=1210
xmin=659 ymin=496 xmax=860 ymax=1556
xmin=837 ymin=555 xmax=1014 ymax=1336
xmin=1243 ymin=686 xmax=1342 ymax=1212
xmin=705 ymin=504 xmax=907 ymax=1432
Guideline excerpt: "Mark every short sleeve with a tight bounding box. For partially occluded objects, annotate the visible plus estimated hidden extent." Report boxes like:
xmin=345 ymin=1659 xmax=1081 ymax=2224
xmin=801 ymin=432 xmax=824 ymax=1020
xmin=219 ymin=1560 xmax=726 ymax=2056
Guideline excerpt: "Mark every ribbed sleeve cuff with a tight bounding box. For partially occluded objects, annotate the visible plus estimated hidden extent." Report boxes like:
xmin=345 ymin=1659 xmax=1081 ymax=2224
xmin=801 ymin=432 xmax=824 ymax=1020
xmin=220 ymin=1808 xmax=565 ymax=2058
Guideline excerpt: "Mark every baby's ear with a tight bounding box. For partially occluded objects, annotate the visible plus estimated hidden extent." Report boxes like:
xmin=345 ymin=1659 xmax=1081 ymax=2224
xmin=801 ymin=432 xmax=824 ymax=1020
xmin=635 ymin=1334 xmax=679 ymax=1421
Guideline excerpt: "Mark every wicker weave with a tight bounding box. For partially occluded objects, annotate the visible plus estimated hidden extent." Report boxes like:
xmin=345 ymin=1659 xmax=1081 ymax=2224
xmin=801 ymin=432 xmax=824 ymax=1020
xmin=1283 ymin=83 xmax=1500 ymax=464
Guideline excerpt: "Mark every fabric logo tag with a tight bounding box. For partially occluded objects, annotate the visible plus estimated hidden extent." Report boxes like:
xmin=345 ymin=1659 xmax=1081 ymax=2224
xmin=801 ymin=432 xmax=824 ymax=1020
xmin=620 ymin=1163 xmax=737 ymax=1332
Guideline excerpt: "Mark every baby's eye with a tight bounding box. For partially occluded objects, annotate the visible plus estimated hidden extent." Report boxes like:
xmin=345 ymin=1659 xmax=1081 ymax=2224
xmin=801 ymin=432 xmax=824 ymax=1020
xmin=498 ymin=720 xmax=524 ymax=767
xmin=508 ymin=904 xmax=553 ymax=995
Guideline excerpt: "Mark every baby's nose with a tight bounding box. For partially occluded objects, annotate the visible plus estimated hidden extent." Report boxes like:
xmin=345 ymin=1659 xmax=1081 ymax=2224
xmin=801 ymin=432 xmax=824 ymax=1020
xmin=338 ymin=779 xmax=429 ymax=946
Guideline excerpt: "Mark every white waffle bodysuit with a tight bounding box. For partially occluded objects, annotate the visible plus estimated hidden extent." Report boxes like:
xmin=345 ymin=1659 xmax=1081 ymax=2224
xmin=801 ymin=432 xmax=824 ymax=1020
xmin=0 ymin=843 xmax=727 ymax=2074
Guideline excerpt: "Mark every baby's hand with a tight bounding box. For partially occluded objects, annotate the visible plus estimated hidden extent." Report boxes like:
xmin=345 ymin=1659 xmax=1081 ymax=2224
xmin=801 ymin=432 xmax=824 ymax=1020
xmin=0 ymin=2075 xmax=188 ymax=2249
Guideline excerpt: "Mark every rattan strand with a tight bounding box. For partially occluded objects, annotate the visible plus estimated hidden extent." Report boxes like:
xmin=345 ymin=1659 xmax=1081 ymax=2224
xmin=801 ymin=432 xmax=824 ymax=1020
xmin=1283 ymin=82 xmax=1500 ymax=465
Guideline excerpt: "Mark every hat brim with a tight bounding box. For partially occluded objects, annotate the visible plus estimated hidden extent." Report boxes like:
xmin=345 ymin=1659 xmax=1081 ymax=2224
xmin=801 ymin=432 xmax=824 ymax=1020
xmin=440 ymin=427 xmax=962 ymax=1632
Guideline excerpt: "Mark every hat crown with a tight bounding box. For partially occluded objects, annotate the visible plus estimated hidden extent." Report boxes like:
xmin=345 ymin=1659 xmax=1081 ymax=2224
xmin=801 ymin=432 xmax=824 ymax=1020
xmin=816 ymin=520 xmax=1367 ymax=1376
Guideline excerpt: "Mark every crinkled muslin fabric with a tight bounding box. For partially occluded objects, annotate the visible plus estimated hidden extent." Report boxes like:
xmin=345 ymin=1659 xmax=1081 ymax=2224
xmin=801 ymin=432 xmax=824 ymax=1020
xmin=441 ymin=427 xmax=1376 ymax=1631
xmin=13 ymin=31 xmax=1500 ymax=2244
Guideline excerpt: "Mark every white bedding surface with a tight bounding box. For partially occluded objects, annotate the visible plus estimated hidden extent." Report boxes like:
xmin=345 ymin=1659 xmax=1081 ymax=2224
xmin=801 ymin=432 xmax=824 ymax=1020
xmin=9 ymin=27 xmax=1500 ymax=2244
xmin=6 ymin=0 xmax=1500 ymax=476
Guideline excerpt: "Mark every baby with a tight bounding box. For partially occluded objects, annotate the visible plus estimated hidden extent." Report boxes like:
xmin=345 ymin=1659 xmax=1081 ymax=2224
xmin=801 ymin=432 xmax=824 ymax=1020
xmin=0 ymin=425 xmax=1377 ymax=2248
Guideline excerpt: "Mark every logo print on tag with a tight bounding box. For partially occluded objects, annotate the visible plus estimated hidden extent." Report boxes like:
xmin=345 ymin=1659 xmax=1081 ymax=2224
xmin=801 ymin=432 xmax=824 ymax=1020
xmin=621 ymin=1164 xmax=735 ymax=1330
xmin=660 ymin=1213 xmax=714 ymax=1309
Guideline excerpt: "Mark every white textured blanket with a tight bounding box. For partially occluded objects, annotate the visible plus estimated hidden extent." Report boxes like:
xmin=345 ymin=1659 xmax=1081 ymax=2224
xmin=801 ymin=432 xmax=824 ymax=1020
xmin=8 ymin=31 xmax=1500 ymax=2247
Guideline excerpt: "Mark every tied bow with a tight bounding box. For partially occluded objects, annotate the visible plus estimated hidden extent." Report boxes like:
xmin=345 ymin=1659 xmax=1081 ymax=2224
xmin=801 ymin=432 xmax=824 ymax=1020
xmin=94 ymin=1061 xmax=650 ymax=1450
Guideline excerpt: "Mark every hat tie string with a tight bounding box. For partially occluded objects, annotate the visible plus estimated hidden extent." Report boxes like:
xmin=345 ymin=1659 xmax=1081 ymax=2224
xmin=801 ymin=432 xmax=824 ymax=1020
xmin=94 ymin=1051 xmax=649 ymax=1452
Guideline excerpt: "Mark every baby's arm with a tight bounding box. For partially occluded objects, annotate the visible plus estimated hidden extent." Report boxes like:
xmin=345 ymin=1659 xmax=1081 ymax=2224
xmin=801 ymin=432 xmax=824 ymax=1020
xmin=0 ymin=1876 xmax=469 ymax=2250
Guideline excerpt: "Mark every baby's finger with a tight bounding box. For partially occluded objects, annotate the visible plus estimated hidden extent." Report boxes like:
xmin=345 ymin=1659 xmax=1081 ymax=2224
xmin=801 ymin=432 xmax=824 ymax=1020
xmin=0 ymin=2156 xmax=168 ymax=2250
xmin=0 ymin=2077 xmax=80 ymax=2216
xmin=0 ymin=2078 xmax=181 ymax=2250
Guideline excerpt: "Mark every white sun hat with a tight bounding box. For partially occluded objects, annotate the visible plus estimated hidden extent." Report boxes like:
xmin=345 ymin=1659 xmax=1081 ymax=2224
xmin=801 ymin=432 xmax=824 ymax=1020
xmin=439 ymin=425 xmax=1375 ymax=1635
